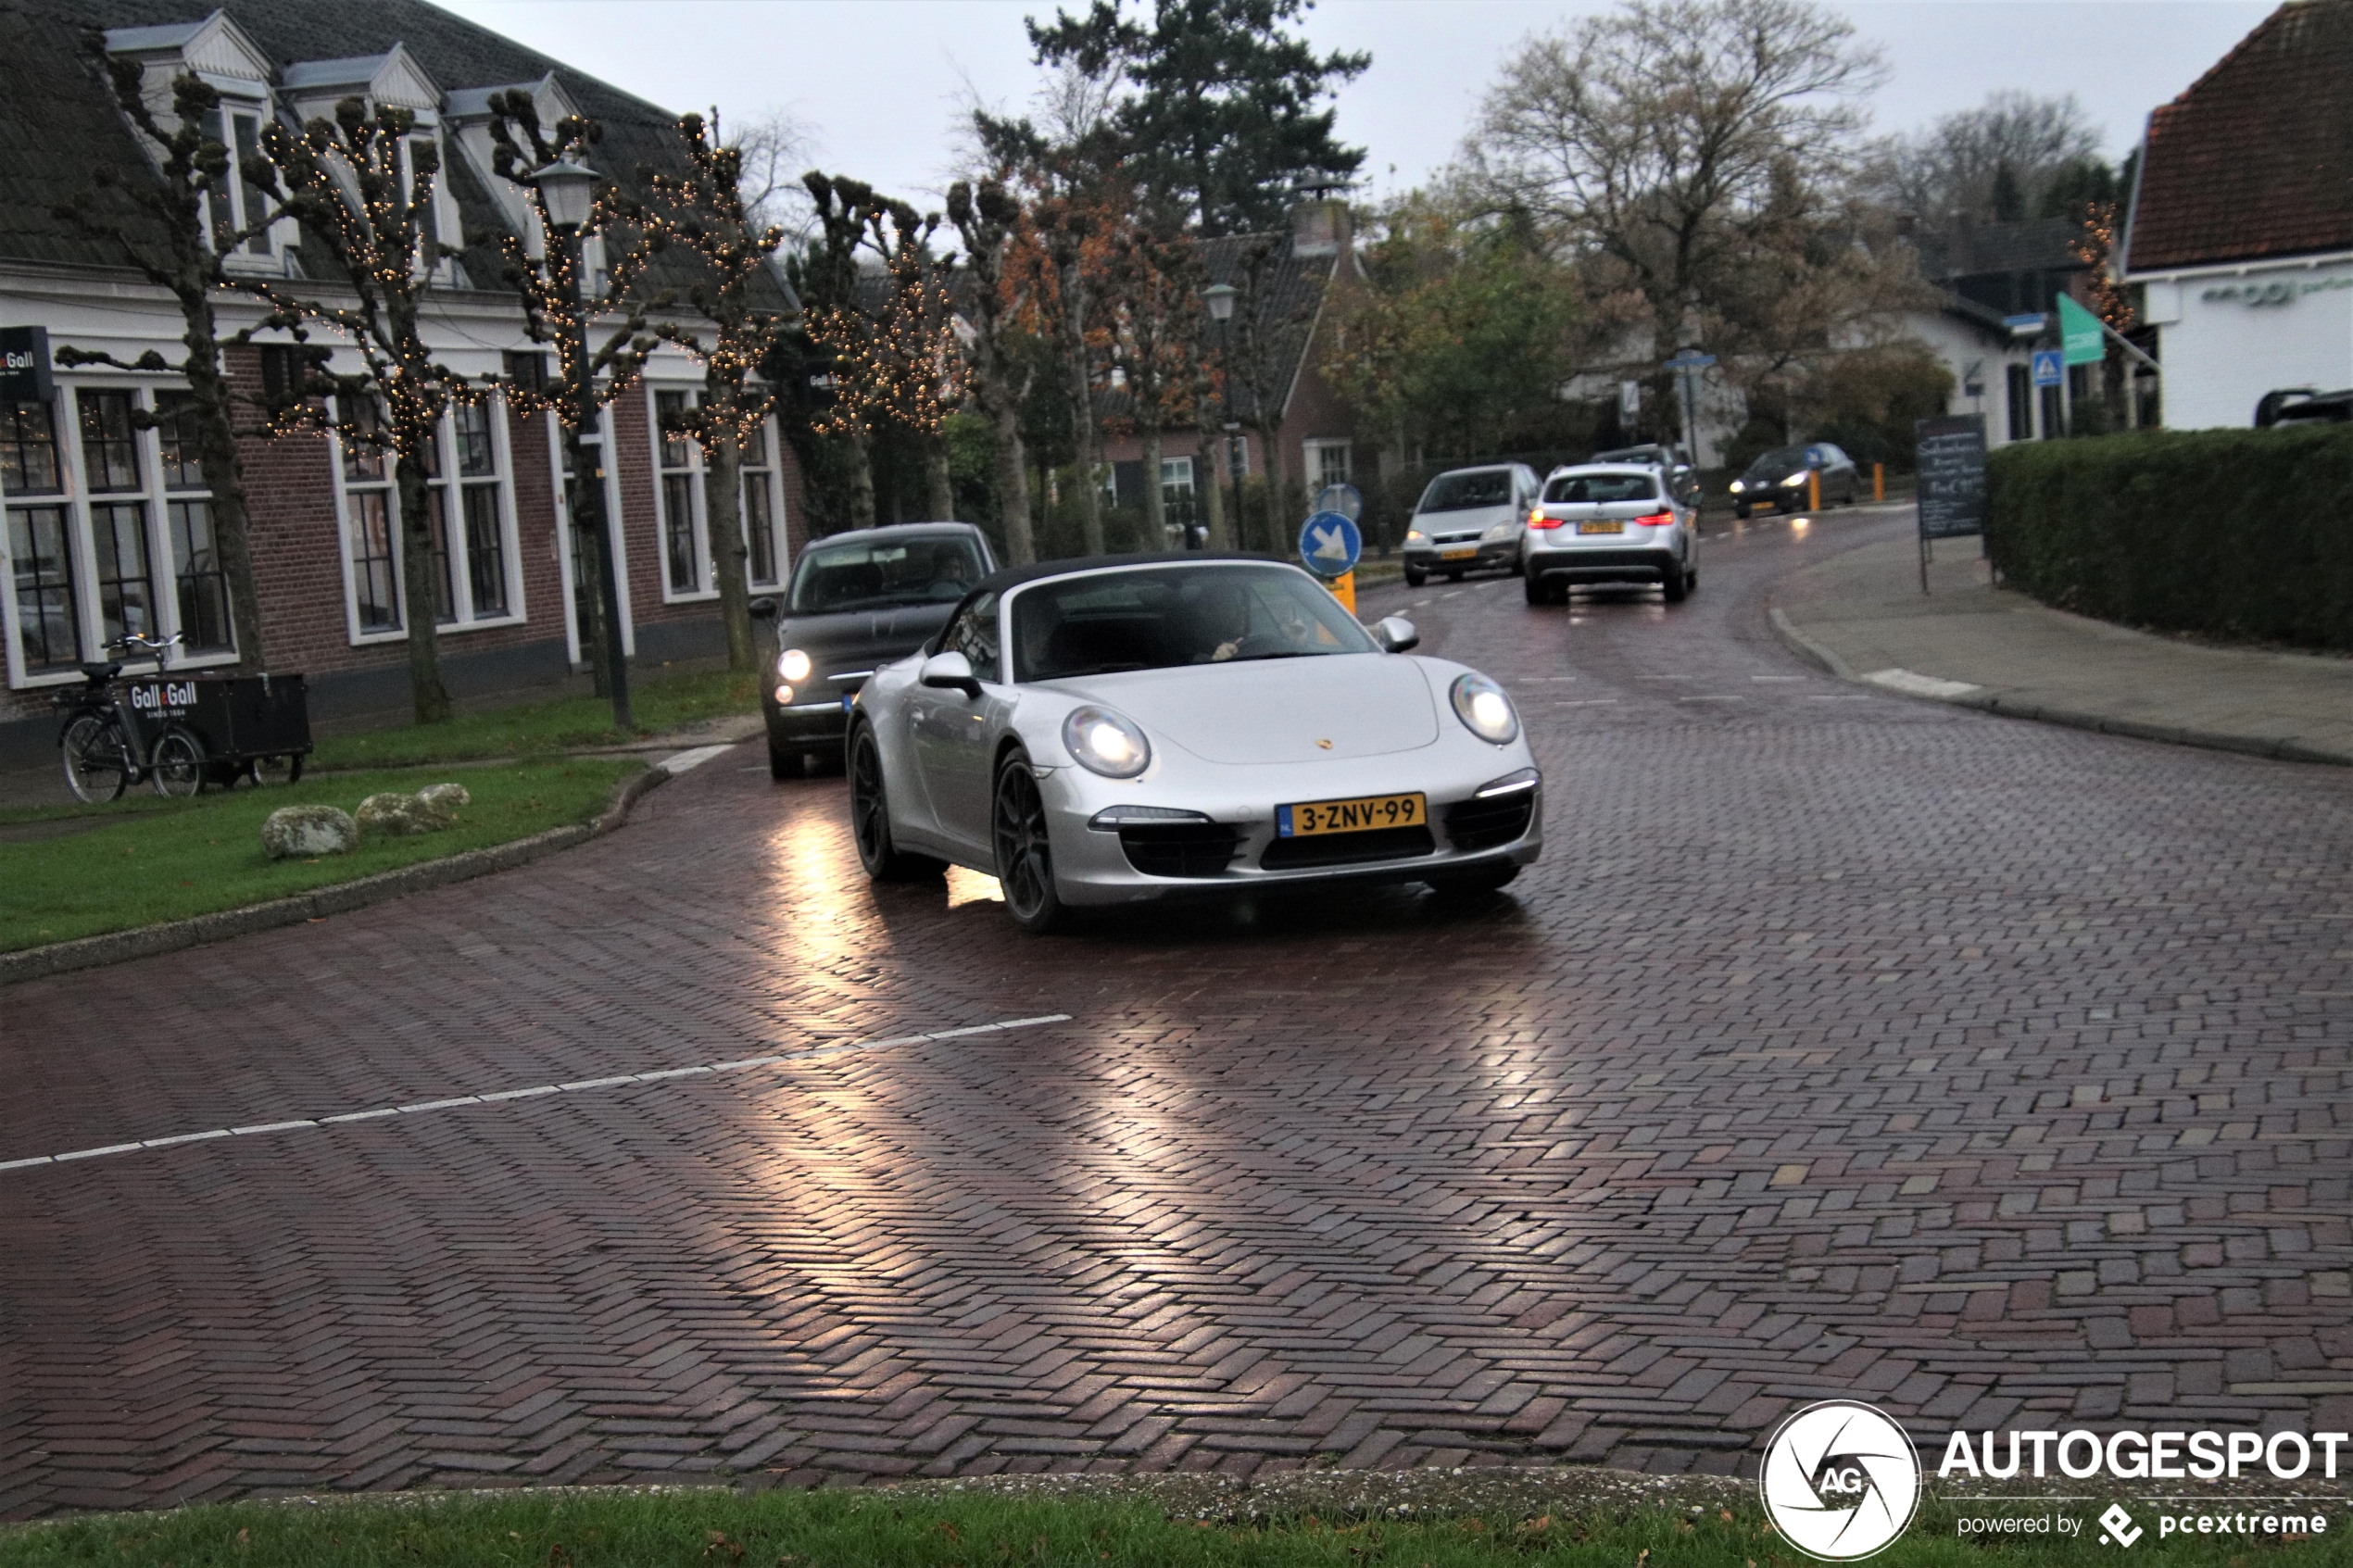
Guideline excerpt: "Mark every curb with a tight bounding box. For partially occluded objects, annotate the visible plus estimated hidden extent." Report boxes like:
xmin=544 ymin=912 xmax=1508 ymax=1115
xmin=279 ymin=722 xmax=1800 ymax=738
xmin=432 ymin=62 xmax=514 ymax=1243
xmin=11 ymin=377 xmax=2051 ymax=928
xmin=1 ymin=765 xmax=672 ymax=988
xmin=1766 ymin=602 xmax=2349 ymax=770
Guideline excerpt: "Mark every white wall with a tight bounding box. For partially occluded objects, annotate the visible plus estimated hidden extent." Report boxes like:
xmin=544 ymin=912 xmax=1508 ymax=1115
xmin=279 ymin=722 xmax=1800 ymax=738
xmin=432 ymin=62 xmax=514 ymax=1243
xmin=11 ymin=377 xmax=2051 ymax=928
xmin=2144 ymin=261 xmax=2353 ymax=429
xmin=1906 ymin=312 xmax=2032 ymax=449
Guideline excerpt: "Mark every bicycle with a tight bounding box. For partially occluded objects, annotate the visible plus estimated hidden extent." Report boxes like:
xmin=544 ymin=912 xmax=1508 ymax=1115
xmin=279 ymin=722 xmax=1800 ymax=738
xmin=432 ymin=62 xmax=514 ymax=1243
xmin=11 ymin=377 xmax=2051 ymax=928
xmin=55 ymin=632 xmax=208 ymax=802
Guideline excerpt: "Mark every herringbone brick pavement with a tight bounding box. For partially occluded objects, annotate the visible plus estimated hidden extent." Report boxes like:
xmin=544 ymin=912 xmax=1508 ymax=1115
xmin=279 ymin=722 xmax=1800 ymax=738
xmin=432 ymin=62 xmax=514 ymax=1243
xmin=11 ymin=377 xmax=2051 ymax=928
xmin=2 ymin=512 xmax=2347 ymax=1519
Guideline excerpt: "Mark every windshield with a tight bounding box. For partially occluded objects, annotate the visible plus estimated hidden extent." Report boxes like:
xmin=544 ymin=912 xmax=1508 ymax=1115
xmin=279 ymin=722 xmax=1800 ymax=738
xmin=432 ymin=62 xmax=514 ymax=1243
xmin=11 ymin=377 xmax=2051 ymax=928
xmin=1543 ymin=472 xmax=1658 ymax=504
xmin=786 ymin=534 xmax=983 ymax=615
xmin=1416 ymin=470 xmax=1515 ymax=512
xmin=1746 ymin=446 xmax=1810 ymax=477
xmin=1012 ymin=563 xmax=1377 ymax=681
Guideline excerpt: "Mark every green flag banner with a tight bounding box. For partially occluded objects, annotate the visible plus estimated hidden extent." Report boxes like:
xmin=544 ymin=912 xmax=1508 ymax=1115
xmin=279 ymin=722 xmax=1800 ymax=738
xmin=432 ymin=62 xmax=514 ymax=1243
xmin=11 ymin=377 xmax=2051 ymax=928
xmin=2057 ymin=294 xmax=2107 ymax=366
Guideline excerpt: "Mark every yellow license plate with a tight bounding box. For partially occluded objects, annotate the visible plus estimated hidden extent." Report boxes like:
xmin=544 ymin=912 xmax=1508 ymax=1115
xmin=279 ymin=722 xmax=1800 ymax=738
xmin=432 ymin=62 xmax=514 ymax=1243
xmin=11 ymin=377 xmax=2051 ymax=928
xmin=1277 ymin=791 xmax=1428 ymax=838
xmin=1440 ymin=546 xmax=1478 ymax=560
xmin=1578 ymin=521 xmax=1623 ymax=535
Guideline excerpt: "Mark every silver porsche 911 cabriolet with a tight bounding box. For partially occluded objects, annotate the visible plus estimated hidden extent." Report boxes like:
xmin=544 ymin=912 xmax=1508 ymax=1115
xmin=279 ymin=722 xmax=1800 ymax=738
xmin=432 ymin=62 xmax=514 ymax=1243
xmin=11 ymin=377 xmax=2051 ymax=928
xmin=844 ymin=553 xmax=1543 ymax=933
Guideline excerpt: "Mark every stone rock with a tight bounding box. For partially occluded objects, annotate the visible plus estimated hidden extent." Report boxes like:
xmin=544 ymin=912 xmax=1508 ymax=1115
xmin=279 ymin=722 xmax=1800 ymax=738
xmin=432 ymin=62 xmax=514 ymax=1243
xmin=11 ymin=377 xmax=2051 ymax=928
xmin=261 ymin=804 xmax=359 ymax=860
xmin=355 ymin=791 xmax=454 ymax=837
xmin=417 ymin=781 xmax=472 ymax=811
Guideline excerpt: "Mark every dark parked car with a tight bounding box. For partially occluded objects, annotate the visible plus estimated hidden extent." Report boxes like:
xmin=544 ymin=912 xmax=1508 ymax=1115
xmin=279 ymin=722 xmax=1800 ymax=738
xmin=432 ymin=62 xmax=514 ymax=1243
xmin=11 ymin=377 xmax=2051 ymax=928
xmin=2256 ymin=387 xmax=2353 ymax=426
xmin=751 ymin=522 xmax=997 ymax=777
xmin=1728 ymin=443 xmax=1858 ymax=518
xmin=1591 ymin=444 xmax=1702 ymax=509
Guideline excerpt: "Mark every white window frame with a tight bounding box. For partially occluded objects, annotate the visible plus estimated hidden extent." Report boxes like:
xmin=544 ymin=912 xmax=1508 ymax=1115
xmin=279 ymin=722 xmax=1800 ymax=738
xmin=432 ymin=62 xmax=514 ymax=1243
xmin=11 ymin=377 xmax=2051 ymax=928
xmin=740 ymin=415 xmax=788 ymax=590
xmin=649 ymin=384 xmax=713 ymax=603
xmin=201 ymin=97 xmax=291 ymax=270
xmin=548 ymin=407 xmax=635 ymax=666
xmin=1304 ymin=437 xmax=1353 ymax=490
xmin=327 ymin=394 xmax=525 ymax=646
xmin=398 ymin=129 xmax=463 ymax=285
xmin=1 ymin=378 xmax=243 ymax=690
xmin=1160 ymin=455 xmax=1195 ymax=505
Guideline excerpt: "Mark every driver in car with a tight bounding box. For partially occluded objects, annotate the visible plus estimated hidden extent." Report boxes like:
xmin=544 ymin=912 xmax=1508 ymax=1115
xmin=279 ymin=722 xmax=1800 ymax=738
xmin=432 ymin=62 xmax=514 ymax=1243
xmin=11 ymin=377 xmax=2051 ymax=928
xmin=926 ymin=546 xmax=975 ymax=600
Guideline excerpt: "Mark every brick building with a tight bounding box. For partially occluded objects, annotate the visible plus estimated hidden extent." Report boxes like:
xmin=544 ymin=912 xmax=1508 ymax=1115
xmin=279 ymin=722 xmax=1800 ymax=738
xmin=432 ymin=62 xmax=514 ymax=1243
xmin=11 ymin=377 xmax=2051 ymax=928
xmin=0 ymin=0 xmax=806 ymax=764
xmin=1098 ymin=198 xmax=1368 ymax=540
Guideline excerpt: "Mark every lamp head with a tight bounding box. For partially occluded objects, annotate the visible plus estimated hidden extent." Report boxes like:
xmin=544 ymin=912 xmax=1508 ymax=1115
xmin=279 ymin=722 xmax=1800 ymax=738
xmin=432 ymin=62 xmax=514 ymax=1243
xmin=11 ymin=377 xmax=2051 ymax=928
xmin=1202 ymin=282 xmax=1237 ymax=323
xmin=529 ymin=157 xmax=600 ymax=230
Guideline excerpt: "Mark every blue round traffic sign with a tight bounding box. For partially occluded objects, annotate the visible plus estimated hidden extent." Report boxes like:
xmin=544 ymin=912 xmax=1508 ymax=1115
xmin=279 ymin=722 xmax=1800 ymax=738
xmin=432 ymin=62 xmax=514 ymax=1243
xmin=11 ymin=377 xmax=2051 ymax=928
xmin=1298 ymin=510 xmax=1361 ymax=579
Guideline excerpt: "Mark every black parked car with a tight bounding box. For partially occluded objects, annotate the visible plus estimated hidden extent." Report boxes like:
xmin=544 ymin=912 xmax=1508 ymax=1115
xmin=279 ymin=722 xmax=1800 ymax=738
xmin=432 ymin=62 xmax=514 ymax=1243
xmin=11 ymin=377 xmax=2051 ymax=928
xmin=2256 ymin=387 xmax=2353 ymax=426
xmin=750 ymin=522 xmax=997 ymax=778
xmin=1728 ymin=443 xmax=1859 ymax=518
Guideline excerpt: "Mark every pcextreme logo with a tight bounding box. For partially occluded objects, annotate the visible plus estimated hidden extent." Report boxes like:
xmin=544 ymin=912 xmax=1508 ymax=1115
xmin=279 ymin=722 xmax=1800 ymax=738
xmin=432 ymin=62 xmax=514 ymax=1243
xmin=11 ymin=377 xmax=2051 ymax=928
xmin=1759 ymin=1400 xmax=1924 ymax=1561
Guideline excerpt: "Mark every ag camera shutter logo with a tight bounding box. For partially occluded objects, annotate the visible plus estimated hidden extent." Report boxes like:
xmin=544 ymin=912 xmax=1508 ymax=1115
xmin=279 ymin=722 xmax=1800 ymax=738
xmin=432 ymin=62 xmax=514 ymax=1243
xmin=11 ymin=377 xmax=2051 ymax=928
xmin=1759 ymin=1400 xmax=1922 ymax=1561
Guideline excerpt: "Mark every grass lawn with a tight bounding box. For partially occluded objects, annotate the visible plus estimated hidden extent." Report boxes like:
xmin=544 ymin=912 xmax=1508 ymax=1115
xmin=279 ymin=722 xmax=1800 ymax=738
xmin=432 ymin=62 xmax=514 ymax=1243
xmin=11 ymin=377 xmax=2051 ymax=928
xmin=0 ymin=1489 xmax=2342 ymax=1568
xmin=308 ymin=666 xmax=761 ymax=770
xmin=0 ymin=759 xmax=639 ymax=952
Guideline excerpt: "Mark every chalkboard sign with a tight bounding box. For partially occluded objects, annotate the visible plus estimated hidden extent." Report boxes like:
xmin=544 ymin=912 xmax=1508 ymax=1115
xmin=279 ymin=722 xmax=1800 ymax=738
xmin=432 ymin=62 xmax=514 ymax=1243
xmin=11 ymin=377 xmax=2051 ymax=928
xmin=1915 ymin=414 xmax=1987 ymax=539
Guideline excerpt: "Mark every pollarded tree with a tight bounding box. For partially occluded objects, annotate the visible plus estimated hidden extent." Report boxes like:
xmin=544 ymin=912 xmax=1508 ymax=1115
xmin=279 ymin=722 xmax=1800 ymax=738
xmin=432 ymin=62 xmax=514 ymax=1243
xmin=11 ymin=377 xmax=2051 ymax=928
xmin=947 ymin=175 xmax=1043 ymax=565
xmin=480 ymin=91 xmax=666 ymax=719
xmin=1101 ymin=212 xmax=1203 ymax=547
xmin=240 ymin=95 xmax=472 ymax=721
xmin=49 ymin=54 xmax=283 ymax=671
xmin=638 ymin=110 xmax=790 ymax=674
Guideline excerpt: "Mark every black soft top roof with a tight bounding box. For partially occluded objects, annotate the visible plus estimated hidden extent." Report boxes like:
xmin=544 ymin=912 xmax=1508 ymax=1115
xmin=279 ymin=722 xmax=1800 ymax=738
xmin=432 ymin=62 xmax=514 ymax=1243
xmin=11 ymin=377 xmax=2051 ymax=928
xmin=964 ymin=550 xmax=1284 ymax=600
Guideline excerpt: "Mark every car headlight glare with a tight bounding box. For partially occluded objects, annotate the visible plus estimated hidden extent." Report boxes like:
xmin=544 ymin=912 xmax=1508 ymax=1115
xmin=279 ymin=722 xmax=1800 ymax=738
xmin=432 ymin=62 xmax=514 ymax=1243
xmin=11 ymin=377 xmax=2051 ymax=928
xmin=1450 ymin=673 xmax=1519 ymax=745
xmin=1406 ymin=528 xmax=1425 ymax=542
xmin=1729 ymin=480 xmax=1744 ymax=493
xmin=1783 ymin=471 xmax=1808 ymax=486
xmin=778 ymin=647 xmax=812 ymax=683
xmin=1482 ymin=521 xmax=1516 ymax=541
xmin=1063 ymin=705 xmax=1151 ymax=778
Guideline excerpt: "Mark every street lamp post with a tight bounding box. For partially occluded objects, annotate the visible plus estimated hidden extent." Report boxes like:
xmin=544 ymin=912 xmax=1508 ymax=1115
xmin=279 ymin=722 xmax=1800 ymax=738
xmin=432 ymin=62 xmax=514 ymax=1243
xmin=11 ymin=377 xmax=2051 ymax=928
xmin=531 ymin=156 xmax=632 ymax=732
xmin=1203 ymin=282 xmax=1241 ymax=552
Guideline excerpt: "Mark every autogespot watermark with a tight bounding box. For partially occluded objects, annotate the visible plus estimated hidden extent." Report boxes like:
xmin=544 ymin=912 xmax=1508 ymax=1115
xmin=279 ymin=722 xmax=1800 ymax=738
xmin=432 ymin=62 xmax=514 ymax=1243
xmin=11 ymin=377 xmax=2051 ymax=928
xmin=1759 ymin=1406 xmax=2346 ymax=1559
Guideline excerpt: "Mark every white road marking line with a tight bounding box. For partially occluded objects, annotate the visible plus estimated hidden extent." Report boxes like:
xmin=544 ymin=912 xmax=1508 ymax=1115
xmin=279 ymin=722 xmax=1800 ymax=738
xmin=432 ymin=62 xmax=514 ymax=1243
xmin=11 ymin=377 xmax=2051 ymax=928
xmin=1808 ymin=695 xmax=1871 ymax=701
xmin=1554 ymin=698 xmax=1619 ymax=707
xmin=659 ymin=743 xmax=735 ymax=775
xmin=1751 ymin=675 xmax=1808 ymax=682
xmin=1678 ymin=696 xmax=1744 ymax=702
xmin=1862 ymin=667 xmax=1982 ymax=699
xmin=0 ymin=1012 xmax=1076 ymax=1174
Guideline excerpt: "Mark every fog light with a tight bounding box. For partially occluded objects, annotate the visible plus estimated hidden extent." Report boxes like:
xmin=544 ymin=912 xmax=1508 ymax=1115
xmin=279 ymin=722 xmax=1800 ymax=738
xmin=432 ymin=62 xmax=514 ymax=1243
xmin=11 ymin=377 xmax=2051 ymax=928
xmin=774 ymin=684 xmax=793 ymax=705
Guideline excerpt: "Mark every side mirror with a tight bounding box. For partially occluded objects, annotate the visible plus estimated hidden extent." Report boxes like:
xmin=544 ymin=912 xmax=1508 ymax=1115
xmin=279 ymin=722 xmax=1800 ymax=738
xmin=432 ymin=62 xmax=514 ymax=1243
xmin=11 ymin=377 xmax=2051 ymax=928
xmin=748 ymin=596 xmax=777 ymax=621
xmin=919 ymin=649 xmax=982 ymax=698
xmin=1372 ymin=616 xmax=1418 ymax=654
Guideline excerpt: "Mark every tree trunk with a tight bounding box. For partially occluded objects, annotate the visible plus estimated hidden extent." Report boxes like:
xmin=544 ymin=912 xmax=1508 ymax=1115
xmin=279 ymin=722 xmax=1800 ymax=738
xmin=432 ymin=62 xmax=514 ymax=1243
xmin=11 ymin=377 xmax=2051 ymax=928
xmin=704 ymin=420 xmax=755 ymax=674
xmin=925 ymin=433 xmax=954 ymax=521
xmin=1198 ymin=426 xmax=1230 ymax=550
xmin=1059 ymin=260 xmax=1104 ymax=555
xmin=992 ymin=403 xmax=1034 ymax=565
xmin=563 ymin=420 xmax=611 ymax=697
xmin=1141 ymin=423 xmax=1165 ymax=548
xmin=393 ymin=450 xmax=451 ymax=722
xmin=182 ymin=302 xmax=265 ymax=673
xmin=845 ymin=429 xmax=877 ymax=530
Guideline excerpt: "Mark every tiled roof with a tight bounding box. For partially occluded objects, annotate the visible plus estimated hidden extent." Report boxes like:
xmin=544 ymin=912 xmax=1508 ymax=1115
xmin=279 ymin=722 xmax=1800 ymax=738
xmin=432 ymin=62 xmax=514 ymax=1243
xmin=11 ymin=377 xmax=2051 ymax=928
xmin=1 ymin=0 xmax=787 ymax=310
xmin=2126 ymin=0 xmax=2353 ymax=272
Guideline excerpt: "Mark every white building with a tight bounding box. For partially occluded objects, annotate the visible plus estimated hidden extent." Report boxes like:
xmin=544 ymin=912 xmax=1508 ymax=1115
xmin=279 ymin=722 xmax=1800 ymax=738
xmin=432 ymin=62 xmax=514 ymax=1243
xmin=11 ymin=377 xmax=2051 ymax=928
xmin=2121 ymin=0 xmax=2353 ymax=428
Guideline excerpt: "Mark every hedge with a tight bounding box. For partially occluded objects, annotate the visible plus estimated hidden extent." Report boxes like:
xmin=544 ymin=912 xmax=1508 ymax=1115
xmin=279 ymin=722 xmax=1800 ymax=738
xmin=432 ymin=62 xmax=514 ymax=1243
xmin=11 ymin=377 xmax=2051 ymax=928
xmin=1985 ymin=424 xmax=2353 ymax=650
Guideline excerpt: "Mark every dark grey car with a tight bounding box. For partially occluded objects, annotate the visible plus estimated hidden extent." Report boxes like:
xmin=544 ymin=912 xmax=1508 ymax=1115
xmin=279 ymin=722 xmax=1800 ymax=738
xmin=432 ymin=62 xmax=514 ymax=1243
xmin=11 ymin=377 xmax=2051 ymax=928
xmin=751 ymin=522 xmax=996 ymax=777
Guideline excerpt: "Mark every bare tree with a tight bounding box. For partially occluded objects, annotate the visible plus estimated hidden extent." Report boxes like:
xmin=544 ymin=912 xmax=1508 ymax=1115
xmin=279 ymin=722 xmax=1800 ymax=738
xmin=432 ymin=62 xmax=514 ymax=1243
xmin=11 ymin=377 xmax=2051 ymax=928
xmin=50 ymin=56 xmax=283 ymax=672
xmin=1869 ymin=91 xmax=2102 ymax=228
xmin=1463 ymin=0 xmax=1886 ymax=354
xmin=947 ymin=175 xmax=1042 ymax=564
xmin=1102 ymin=214 xmax=1202 ymax=549
xmin=240 ymin=96 xmax=473 ymax=721
xmin=730 ymin=106 xmax=818 ymax=242
xmin=639 ymin=110 xmax=790 ymax=674
xmin=1224 ymin=233 xmax=1315 ymax=552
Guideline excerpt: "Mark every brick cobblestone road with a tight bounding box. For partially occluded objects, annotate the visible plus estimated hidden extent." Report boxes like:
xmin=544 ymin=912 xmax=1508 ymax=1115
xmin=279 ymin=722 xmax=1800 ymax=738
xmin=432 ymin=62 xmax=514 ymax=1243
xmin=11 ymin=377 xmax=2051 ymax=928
xmin=3 ymin=508 xmax=2348 ymax=1519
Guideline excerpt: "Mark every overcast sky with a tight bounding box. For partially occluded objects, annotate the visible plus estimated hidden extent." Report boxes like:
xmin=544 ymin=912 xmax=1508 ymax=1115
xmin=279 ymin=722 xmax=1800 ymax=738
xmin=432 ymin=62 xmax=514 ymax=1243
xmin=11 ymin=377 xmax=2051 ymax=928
xmin=437 ymin=0 xmax=2271 ymax=207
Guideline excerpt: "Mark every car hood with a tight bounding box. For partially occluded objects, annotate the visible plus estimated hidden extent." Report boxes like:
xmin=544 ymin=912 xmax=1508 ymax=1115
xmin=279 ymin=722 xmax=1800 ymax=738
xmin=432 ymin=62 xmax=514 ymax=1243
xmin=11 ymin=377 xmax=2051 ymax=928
xmin=1415 ymin=504 xmax=1520 ymax=532
xmin=1044 ymin=655 xmax=1440 ymax=764
xmin=778 ymin=603 xmax=957 ymax=676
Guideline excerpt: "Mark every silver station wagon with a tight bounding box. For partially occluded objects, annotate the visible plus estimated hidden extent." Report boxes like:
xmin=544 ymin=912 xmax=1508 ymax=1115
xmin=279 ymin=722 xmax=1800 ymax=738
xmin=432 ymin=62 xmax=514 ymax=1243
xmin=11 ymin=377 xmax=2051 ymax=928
xmin=1522 ymin=464 xmax=1698 ymax=605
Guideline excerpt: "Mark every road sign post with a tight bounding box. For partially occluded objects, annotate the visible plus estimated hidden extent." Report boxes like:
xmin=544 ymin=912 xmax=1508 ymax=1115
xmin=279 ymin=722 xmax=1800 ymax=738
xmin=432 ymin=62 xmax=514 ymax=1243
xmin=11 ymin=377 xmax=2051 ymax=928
xmin=1300 ymin=509 xmax=1363 ymax=614
xmin=1662 ymin=350 xmax=1716 ymax=464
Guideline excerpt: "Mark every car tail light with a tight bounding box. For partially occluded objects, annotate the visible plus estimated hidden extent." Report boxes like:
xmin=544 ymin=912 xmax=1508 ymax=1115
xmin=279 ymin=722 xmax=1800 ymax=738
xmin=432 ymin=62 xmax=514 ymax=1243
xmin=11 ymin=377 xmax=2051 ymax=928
xmin=1634 ymin=511 xmax=1673 ymax=527
xmin=1528 ymin=511 xmax=1564 ymax=530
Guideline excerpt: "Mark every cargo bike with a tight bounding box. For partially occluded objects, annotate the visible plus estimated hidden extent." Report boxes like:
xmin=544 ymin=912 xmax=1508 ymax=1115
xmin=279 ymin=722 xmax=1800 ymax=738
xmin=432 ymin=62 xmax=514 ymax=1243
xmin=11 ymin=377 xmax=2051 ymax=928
xmin=56 ymin=632 xmax=313 ymax=802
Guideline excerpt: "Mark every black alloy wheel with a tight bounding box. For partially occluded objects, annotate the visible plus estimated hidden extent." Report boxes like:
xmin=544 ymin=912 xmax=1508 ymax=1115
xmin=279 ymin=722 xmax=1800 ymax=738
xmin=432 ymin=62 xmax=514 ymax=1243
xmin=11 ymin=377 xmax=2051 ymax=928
xmin=849 ymin=723 xmax=943 ymax=881
xmin=991 ymin=751 xmax=1063 ymax=935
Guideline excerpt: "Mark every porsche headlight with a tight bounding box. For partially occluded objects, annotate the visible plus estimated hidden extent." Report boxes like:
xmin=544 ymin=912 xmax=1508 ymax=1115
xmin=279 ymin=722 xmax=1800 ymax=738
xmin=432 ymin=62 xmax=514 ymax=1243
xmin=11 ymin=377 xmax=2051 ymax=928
xmin=1062 ymin=705 xmax=1151 ymax=778
xmin=778 ymin=647 xmax=812 ymax=683
xmin=1450 ymin=673 xmax=1519 ymax=746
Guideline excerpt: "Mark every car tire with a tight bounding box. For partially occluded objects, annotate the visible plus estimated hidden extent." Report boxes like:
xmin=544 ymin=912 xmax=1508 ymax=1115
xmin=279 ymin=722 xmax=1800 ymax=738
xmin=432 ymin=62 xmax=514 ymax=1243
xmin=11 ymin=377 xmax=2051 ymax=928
xmin=991 ymin=748 xmax=1063 ymax=935
xmin=1445 ymin=570 xmax=1465 ymax=583
xmin=1428 ymin=863 xmax=1519 ymax=898
xmin=1403 ymin=567 xmax=1426 ymax=587
xmin=769 ymin=736 xmax=800 ymax=780
xmin=849 ymin=723 xmax=945 ymax=881
xmin=1662 ymin=563 xmax=1689 ymax=604
xmin=1732 ymin=503 xmax=1750 ymax=520
xmin=1524 ymin=572 xmax=1548 ymax=606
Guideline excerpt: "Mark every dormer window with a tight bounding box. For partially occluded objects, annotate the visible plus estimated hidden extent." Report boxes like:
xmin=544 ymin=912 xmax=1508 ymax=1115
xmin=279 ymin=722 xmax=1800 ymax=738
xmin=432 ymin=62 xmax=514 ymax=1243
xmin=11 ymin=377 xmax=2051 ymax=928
xmin=205 ymin=104 xmax=274 ymax=258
